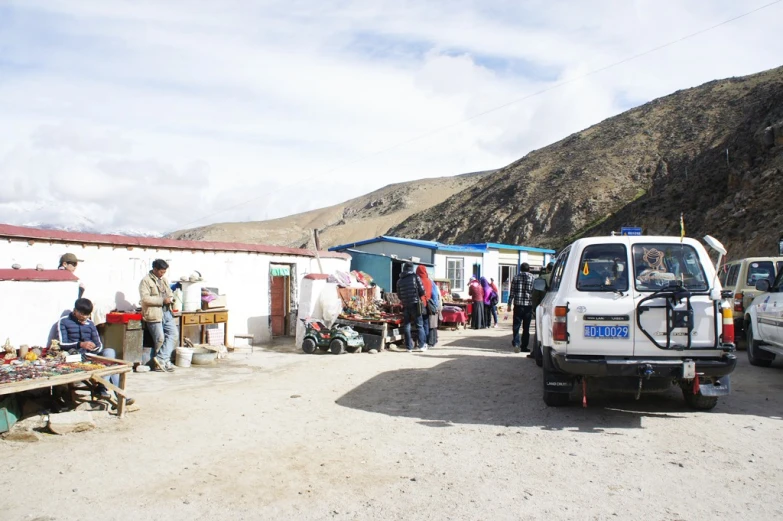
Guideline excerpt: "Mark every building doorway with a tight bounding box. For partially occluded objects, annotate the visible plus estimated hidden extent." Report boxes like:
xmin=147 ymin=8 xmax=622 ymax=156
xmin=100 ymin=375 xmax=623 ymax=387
xmin=270 ymin=264 xmax=293 ymax=336
xmin=499 ymin=264 xmax=517 ymax=303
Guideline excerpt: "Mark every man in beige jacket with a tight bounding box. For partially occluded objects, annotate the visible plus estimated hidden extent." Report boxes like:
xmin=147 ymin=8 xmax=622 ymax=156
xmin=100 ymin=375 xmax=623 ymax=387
xmin=140 ymin=259 xmax=178 ymax=372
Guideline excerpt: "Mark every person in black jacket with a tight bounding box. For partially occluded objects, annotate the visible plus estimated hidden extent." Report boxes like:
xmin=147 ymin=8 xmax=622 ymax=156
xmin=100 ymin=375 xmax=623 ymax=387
xmin=396 ymin=263 xmax=428 ymax=352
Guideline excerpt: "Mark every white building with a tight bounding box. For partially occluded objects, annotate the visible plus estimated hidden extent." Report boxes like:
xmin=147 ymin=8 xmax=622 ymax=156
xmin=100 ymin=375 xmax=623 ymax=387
xmin=0 ymin=224 xmax=349 ymax=347
xmin=329 ymin=236 xmax=555 ymax=302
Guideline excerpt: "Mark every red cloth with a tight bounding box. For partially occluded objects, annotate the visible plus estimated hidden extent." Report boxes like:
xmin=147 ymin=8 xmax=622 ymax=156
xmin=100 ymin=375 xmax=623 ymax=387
xmin=416 ymin=265 xmax=432 ymax=306
xmin=441 ymin=310 xmax=467 ymax=324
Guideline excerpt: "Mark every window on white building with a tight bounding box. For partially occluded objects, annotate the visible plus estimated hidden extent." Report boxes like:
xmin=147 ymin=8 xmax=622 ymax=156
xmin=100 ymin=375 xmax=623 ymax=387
xmin=447 ymin=258 xmax=464 ymax=290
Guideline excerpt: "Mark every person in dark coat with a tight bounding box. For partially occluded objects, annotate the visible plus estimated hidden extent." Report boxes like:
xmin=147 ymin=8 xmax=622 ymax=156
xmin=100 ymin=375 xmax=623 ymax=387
xmin=397 ymin=263 xmax=428 ymax=352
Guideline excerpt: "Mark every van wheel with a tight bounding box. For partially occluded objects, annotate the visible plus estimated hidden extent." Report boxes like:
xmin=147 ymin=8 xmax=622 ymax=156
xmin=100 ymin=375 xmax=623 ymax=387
xmin=682 ymin=388 xmax=718 ymax=410
xmin=302 ymin=338 xmax=317 ymax=354
xmin=747 ymin=325 xmax=774 ymax=367
xmin=330 ymin=338 xmax=346 ymax=355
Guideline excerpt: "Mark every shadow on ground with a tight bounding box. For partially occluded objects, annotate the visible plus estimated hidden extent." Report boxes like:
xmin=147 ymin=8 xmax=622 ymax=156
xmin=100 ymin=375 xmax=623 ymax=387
xmin=335 ymin=350 xmax=783 ymax=433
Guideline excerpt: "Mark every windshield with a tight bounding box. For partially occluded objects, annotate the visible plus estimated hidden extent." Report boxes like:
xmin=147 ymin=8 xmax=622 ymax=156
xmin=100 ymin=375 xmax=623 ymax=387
xmin=746 ymin=261 xmax=774 ymax=286
xmin=632 ymin=244 xmax=708 ymax=292
xmin=576 ymin=244 xmax=629 ymax=292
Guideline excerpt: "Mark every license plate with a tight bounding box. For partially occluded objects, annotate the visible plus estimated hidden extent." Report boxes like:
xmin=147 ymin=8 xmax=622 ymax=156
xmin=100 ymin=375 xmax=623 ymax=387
xmin=682 ymin=361 xmax=696 ymax=379
xmin=583 ymin=325 xmax=629 ymax=339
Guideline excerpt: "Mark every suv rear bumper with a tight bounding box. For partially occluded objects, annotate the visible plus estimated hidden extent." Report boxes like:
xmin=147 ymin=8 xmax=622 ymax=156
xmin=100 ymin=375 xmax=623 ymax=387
xmin=551 ymin=353 xmax=737 ymax=378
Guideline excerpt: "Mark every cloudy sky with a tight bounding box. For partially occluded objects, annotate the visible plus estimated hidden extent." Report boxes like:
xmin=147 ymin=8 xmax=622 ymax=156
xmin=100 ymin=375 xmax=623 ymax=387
xmin=1 ymin=0 xmax=782 ymax=236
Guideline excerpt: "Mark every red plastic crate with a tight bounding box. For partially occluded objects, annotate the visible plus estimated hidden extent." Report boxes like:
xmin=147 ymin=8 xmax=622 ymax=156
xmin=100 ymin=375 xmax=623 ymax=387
xmin=106 ymin=312 xmax=143 ymax=324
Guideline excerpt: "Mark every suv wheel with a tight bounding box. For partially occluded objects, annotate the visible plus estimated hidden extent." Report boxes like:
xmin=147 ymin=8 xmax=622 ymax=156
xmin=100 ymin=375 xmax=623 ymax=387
xmin=747 ymin=324 xmax=774 ymax=367
xmin=682 ymin=387 xmax=718 ymax=410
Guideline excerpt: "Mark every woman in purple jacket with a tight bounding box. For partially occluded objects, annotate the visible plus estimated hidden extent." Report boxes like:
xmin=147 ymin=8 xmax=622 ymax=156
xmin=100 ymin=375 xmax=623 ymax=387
xmin=480 ymin=277 xmax=495 ymax=329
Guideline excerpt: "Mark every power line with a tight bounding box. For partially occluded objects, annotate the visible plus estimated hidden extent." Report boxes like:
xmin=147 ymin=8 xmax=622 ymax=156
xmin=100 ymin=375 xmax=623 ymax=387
xmin=166 ymin=0 xmax=782 ymax=235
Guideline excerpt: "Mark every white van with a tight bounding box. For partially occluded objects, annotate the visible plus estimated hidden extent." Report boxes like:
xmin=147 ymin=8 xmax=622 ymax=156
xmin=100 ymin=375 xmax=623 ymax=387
xmin=534 ymin=235 xmax=736 ymax=409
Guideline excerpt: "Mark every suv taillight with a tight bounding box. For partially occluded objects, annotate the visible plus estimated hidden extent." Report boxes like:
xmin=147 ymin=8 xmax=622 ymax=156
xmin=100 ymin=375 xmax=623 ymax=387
xmin=553 ymin=306 xmax=568 ymax=342
xmin=734 ymin=293 xmax=744 ymax=312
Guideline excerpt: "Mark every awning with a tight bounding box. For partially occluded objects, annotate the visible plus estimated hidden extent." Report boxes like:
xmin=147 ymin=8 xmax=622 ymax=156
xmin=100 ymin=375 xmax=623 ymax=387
xmin=270 ymin=264 xmax=290 ymax=276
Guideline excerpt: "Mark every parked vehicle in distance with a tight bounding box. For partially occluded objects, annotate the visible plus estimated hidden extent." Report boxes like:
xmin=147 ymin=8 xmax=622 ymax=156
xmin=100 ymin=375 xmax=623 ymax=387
xmin=300 ymin=318 xmax=365 ymax=354
xmin=534 ymin=234 xmax=736 ymax=410
xmin=718 ymin=256 xmax=783 ymax=341
xmin=743 ymin=268 xmax=783 ymax=367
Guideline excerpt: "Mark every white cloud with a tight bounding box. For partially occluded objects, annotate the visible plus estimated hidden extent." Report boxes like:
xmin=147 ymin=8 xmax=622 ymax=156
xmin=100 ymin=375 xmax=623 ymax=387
xmin=0 ymin=0 xmax=781 ymax=235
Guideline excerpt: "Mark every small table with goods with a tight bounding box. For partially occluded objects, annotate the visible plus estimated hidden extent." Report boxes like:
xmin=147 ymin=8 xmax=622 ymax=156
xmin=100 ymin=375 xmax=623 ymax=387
xmin=175 ymin=309 xmax=229 ymax=346
xmin=0 ymin=352 xmax=133 ymax=417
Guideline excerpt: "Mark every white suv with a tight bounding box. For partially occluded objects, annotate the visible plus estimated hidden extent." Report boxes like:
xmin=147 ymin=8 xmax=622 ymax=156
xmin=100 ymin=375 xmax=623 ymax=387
xmin=534 ymin=235 xmax=736 ymax=410
xmin=744 ymin=268 xmax=783 ymax=367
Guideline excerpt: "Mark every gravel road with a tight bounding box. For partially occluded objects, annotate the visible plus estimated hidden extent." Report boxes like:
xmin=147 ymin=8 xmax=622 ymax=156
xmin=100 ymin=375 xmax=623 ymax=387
xmin=3 ymin=322 xmax=783 ymax=520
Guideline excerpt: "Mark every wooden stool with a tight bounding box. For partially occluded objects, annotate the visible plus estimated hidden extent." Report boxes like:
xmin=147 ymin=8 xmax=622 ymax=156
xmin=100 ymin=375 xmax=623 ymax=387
xmin=233 ymin=334 xmax=255 ymax=353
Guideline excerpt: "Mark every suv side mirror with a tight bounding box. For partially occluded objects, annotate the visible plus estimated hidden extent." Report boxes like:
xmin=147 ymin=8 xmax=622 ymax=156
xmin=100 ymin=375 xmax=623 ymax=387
xmin=756 ymin=279 xmax=771 ymax=292
xmin=533 ymin=278 xmax=547 ymax=292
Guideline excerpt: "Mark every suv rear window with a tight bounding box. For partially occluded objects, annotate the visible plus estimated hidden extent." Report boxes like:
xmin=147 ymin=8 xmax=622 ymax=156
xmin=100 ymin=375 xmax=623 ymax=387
xmin=632 ymin=243 xmax=708 ymax=292
xmin=746 ymin=261 xmax=774 ymax=286
xmin=576 ymin=244 xmax=628 ymax=292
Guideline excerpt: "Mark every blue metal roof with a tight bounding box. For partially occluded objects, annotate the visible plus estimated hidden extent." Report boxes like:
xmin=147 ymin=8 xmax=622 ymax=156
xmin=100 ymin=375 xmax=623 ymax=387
xmin=330 ymin=235 xmax=554 ymax=254
xmin=329 ymin=235 xmax=440 ymax=252
xmin=462 ymin=242 xmax=556 ymax=254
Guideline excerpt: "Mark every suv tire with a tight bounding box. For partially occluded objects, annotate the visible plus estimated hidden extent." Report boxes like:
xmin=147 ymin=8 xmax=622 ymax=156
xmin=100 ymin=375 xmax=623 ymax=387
xmin=682 ymin=388 xmax=718 ymax=410
xmin=746 ymin=324 xmax=774 ymax=367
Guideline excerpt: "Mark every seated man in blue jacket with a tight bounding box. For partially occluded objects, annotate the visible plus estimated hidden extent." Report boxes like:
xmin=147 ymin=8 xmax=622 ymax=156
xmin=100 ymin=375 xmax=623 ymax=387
xmin=59 ymin=298 xmax=134 ymax=406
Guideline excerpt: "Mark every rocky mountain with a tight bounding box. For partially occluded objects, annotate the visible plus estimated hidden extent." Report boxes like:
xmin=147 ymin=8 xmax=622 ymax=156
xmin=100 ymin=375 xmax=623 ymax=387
xmin=168 ymin=171 xmax=491 ymax=248
xmin=390 ymin=66 xmax=783 ymax=260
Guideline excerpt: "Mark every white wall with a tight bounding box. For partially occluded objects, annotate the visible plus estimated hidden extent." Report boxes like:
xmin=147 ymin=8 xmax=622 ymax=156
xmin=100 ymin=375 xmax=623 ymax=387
xmin=434 ymin=251 xmax=483 ymax=297
xmin=0 ymin=279 xmax=81 ymax=347
xmin=483 ymin=250 xmax=499 ymax=285
xmin=0 ymin=240 xmax=349 ymax=345
xmin=353 ymin=242 xmax=434 ymax=263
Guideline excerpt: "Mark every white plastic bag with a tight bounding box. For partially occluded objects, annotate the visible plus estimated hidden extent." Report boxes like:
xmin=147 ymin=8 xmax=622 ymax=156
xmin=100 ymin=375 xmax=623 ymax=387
xmin=318 ymin=284 xmax=343 ymax=328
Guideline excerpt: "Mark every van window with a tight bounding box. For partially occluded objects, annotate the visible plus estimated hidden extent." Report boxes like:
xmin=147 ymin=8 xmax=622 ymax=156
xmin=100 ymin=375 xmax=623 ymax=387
xmin=576 ymin=244 xmax=628 ymax=292
xmin=726 ymin=264 xmax=740 ymax=287
xmin=632 ymin=243 xmax=708 ymax=292
xmin=550 ymin=248 xmax=570 ymax=292
xmin=718 ymin=264 xmax=729 ymax=286
xmin=746 ymin=261 xmax=774 ymax=286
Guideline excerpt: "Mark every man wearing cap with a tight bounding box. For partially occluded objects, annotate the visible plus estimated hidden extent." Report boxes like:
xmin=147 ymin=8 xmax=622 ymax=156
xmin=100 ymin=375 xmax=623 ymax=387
xmin=58 ymin=253 xmax=85 ymax=298
xmin=396 ymin=262 xmax=428 ymax=352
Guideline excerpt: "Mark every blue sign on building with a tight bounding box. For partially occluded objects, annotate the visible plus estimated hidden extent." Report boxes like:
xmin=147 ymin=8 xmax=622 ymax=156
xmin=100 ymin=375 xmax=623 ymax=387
xmin=621 ymin=227 xmax=642 ymax=236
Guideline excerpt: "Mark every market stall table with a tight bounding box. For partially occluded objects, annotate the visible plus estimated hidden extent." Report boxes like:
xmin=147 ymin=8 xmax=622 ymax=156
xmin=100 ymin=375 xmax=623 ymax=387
xmin=0 ymin=354 xmax=133 ymax=417
xmin=334 ymin=314 xmax=404 ymax=351
xmin=440 ymin=307 xmax=469 ymax=330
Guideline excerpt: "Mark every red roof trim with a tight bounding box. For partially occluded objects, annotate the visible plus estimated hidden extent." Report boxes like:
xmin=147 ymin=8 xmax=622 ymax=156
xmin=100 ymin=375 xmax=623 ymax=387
xmin=0 ymin=269 xmax=79 ymax=282
xmin=0 ymin=224 xmax=349 ymax=259
xmin=304 ymin=273 xmax=331 ymax=280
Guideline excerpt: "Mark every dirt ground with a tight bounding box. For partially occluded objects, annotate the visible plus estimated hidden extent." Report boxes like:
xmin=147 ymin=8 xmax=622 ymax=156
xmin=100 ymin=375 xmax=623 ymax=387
xmin=3 ymin=320 xmax=783 ymax=521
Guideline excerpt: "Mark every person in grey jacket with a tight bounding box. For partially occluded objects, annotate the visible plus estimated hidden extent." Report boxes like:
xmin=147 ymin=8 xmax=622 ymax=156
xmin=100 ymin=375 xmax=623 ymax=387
xmin=396 ymin=263 xmax=428 ymax=352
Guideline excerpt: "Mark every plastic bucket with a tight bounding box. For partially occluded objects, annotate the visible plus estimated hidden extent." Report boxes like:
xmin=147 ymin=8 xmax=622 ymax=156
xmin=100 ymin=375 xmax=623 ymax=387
xmin=174 ymin=347 xmax=194 ymax=368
